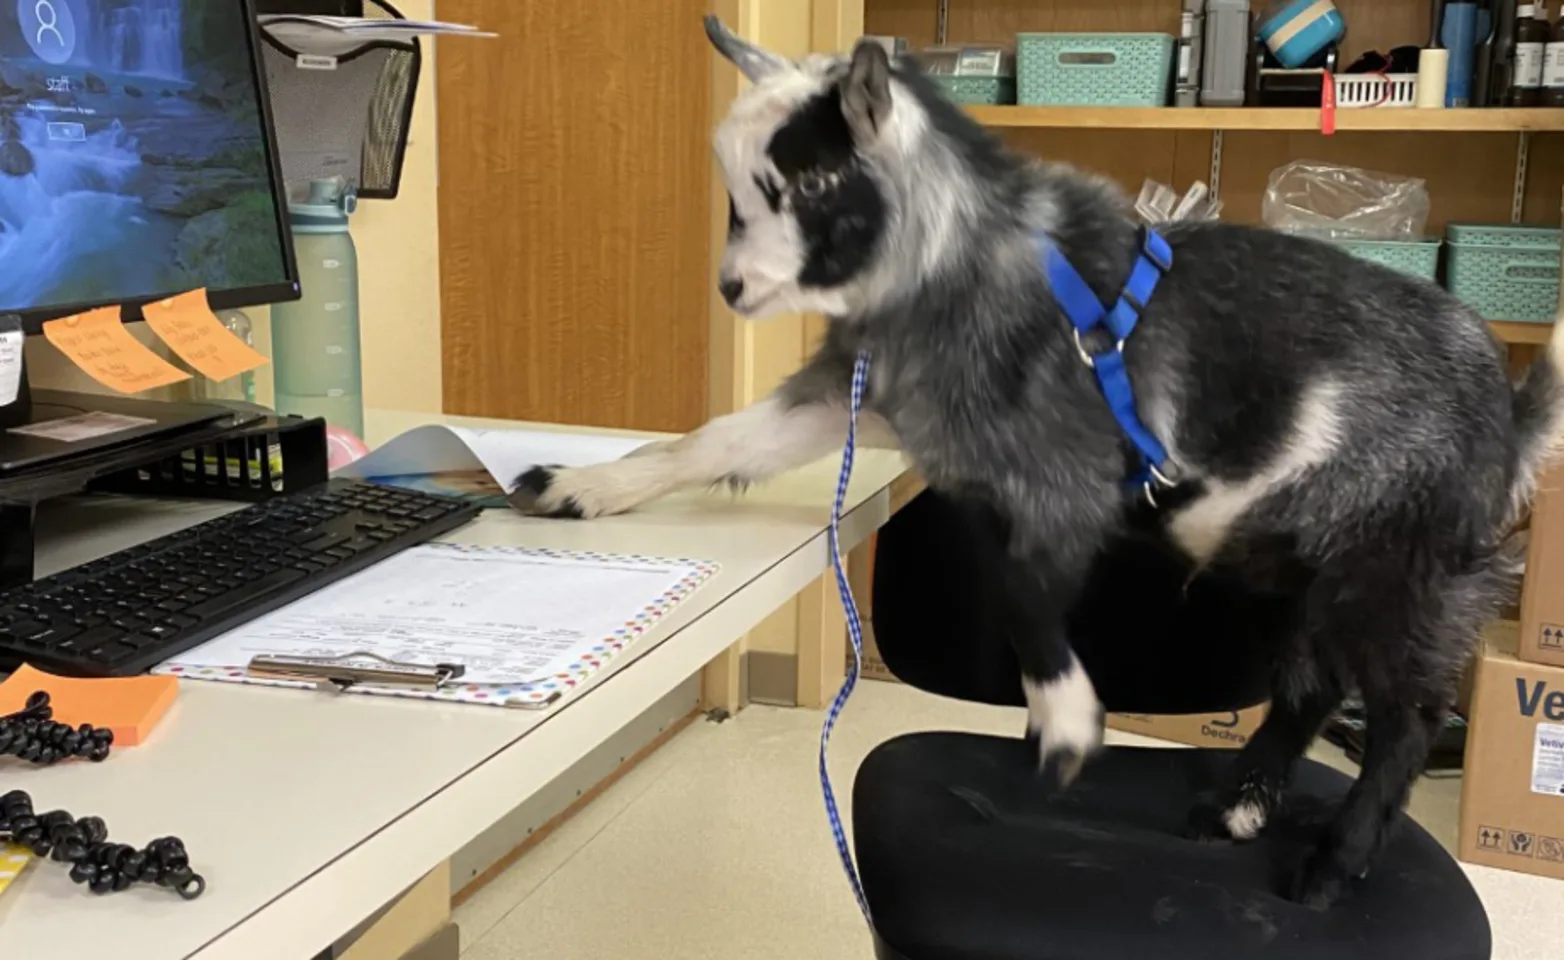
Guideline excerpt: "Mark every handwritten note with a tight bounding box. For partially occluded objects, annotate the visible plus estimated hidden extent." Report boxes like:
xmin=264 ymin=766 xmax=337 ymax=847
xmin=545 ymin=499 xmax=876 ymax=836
xmin=42 ymin=307 xmax=191 ymax=394
xmin=143 ymin=289 xmax=267 ymax=382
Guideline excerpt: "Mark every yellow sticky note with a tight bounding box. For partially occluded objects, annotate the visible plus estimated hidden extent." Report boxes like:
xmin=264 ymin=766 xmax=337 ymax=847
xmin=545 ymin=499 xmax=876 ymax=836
xmin=42 ymin=307 xmax=191 ymax=394
xmin=0 ymin=844 xmax=32 ymax=899
xmin=143 ymin=289 xmax=268 ymax=383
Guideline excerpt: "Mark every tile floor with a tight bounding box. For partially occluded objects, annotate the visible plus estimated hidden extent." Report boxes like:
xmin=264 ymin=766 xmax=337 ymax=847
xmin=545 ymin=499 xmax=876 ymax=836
xmin=454 ymin=680 xmax=1464 ymax=959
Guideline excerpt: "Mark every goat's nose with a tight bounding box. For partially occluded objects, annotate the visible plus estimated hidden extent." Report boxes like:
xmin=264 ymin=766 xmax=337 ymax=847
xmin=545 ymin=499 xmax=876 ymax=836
xmin=719 ymin=277 xmax=744 ymax=307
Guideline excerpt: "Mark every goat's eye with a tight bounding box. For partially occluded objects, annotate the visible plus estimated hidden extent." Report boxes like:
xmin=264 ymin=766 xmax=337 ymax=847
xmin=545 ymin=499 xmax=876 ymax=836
xmin=796 ymin=172 xmax=828 ymax=199
xmin=727 ymin=194 xmax=744 ymax=234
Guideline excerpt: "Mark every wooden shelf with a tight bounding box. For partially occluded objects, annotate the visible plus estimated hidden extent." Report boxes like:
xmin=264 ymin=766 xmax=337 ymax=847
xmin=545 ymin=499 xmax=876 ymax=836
xmin=966 ymin=106 xmax=1564 ymax=133
xmin=1490 ymin=320 xmax=1555 ymax=345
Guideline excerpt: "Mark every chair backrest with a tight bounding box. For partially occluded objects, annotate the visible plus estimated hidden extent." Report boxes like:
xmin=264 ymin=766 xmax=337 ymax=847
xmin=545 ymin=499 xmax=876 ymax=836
xmin=870 ymin=490 xmax=1288 ymax=714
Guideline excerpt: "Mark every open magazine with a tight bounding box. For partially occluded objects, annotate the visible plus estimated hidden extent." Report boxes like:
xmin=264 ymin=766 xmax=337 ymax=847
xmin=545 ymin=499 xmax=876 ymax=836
xmin=338 ymin=425 xmax=650 ymax=507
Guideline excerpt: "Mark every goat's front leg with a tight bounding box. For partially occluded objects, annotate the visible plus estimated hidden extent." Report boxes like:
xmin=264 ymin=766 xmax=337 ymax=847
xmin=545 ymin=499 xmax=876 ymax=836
xmin=962 ymin=492 xmax=1117 ymax=789
xmin=509 ymin=337 xmax=891 ymax=518
xmin=508 ymin=396 xmax=853 ymax=518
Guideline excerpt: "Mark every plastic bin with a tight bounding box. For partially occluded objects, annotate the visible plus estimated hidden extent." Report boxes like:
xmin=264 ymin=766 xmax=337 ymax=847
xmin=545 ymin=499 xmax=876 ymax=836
xmin=1017 ymin=33 xmax=1175 ymax=107
xmin=932 ymin=76 xmax=1017 ymax=105
xmin=1334 ymin=237 xmax=1441 ymax=280
xmin=1445 ymin=223 xmax=1561 ymax=322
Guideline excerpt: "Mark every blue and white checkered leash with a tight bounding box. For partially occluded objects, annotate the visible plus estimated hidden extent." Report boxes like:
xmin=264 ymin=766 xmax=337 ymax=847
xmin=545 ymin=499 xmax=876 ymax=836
xmin=820 ymin=350 xmax=873 ymax=923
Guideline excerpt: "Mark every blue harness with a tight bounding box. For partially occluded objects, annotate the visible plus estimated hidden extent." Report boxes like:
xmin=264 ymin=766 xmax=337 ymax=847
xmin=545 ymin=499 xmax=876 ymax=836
xmin=817 ymin=229 xmax=1179 ymax=929
xmin=1041 ymin=226 xmax=1178 ymax=503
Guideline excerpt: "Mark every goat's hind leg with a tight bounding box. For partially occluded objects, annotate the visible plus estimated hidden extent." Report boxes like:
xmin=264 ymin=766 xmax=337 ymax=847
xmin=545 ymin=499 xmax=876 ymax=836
xmin=1284 ymin=563 xmax=1473 ymax=909
xmin=1186 ymin=659 xmax=1342 ymax=843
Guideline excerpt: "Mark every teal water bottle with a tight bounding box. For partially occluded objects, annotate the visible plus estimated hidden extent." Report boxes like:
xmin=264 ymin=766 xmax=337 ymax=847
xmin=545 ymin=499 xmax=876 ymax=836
xmin=272 ymin=178 xmax=364 ymax=437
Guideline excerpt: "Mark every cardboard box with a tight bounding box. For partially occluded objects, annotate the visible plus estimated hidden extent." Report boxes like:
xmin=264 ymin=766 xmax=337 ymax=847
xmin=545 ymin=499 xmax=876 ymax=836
xmin=1459 ymin=624 xmax=1564 ymax=880
xmin=1520 ymin=469 xmax=1564 ymax=667
xmin=1107 ymin=704 xmax=1269 ymax=749
xmin=845 ymin=533 xmax=900 ymax=683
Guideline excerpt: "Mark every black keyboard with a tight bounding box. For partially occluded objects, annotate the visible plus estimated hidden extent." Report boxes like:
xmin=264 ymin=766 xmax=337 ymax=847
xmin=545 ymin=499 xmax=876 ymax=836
xmin=0 ymin=480 xmax=480 ymax=677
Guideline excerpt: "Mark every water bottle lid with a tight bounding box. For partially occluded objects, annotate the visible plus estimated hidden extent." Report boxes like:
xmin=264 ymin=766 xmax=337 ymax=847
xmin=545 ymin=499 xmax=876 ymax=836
xmin=288 ymin=178 xmax=354 ymax=232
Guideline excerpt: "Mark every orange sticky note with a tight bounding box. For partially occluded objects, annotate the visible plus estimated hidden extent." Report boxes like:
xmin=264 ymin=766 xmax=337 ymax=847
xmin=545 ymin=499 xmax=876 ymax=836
xmin=42 ymin=307 xmax=191 ymax=394
xmin=143 ymin=288 xmax=268 ymax=383
xmin=0 ymin=664 xmax=178 ymax=747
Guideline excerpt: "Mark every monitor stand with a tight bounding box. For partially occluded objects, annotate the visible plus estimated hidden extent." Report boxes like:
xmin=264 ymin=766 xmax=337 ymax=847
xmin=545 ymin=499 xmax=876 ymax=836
xmin=0 ymin=365 xmax=239 ymax=477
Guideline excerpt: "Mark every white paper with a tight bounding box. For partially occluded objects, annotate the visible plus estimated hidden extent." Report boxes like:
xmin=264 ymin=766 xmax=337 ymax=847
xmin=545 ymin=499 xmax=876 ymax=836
xmin=1533 ymin=722 xmax=1564 ymax=796
xmin=7 ymin=411 xmax=156 ymax=442
xmin=338 ymin=424 xmax=650 ymax=492
xmin=162 ymin=544 xmax=708 ymax=685
xmin=0 ymin=320 xmax=21 ymax=406
xmin=260 ymin=15 xmax=496 ymax=47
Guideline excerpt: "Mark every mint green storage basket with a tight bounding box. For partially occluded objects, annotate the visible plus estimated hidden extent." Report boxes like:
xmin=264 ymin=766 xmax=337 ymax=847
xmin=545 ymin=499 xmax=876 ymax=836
xmin=1444 ymin=223 xmax=1561 ymax=322
xmin=1016 ymin=33 xmax=1174 ymax=107
xmin=933 ymin=76 xmax=1017 ymax=105
xmin=1334 ymin=237 xmax=1441 ymax=281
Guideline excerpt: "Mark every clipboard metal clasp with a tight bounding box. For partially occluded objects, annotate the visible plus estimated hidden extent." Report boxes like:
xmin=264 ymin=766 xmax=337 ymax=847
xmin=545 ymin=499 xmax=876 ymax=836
xmin=247 ymin=652 xmax=466 ymax=692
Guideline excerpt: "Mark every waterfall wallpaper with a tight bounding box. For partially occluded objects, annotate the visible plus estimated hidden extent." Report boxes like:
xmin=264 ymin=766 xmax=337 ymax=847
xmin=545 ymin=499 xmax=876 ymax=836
xmin=0 ymin=0 xmax=289 ymax=314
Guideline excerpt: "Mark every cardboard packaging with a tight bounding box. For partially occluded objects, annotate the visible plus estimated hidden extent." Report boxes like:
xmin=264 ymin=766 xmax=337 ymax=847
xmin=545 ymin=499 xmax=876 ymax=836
xmin=845 ymin=533 xmax=900 ymax=682
xmin=1107 ymin=704 xmax=1269 ymax=749
xmin=1459 ymin=623 xmax=1564 ymax=880
xmin=1519 ymin=468 xmax=1564 ymax=668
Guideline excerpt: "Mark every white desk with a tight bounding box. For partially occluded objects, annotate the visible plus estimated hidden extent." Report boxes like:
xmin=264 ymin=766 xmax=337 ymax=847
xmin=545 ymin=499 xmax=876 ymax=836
xmin=2 ymin=410 xmax=911 ymax=960
xmin=6 ymin=411 xmax=1560 ymax=959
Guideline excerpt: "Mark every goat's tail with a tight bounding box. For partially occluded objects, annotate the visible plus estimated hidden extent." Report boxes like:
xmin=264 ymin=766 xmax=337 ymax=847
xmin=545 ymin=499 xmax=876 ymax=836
xmin=1510 ymin=313 xmax=1564 ymax=511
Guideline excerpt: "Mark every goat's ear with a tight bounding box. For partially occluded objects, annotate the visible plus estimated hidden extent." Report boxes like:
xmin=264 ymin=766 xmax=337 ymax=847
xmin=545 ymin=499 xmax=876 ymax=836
xmin=839 ymin=39 xmax=893 ymax=143
xmin=704 ymin=15 xmax=790 ymax=84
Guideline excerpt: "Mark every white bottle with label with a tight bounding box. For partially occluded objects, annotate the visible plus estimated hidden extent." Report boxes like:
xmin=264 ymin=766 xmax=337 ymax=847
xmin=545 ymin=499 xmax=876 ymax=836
xmin=1544 ymin=5 xmax=1564 ymax=106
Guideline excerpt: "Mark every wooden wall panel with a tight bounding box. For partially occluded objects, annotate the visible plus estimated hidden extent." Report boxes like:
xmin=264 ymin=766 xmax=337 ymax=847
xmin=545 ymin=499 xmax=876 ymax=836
xmin=867 ymin=0 xmax=1564 ymax=231
xmin=437 ymin=1 xmax=712 ymax=432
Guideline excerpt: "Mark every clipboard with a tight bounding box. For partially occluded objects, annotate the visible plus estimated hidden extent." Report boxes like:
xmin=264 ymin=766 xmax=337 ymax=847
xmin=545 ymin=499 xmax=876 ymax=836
xmin=247 ymin=652 xmax=467 ymax=691
xmin=157 ymin=544 xmax=721 ymax=711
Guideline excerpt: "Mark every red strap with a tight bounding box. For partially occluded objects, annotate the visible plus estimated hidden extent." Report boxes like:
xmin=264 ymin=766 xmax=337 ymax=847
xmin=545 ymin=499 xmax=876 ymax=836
xmin=1320 ymin=70 xmax=1337 ymax=135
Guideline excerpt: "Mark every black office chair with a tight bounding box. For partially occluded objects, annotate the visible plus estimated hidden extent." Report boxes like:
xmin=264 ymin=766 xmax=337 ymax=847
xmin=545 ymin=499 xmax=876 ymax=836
xmin=854 ymin=490 xmax=1491 ymax=960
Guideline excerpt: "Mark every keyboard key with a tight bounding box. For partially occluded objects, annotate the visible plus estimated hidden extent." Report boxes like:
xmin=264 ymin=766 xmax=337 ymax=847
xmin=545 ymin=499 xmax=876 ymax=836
xmin=87 ymin=640 xmax=139 ymax=665
xmin=66 ymin=625 xmax=128 ymax=652
xmin=187 ymin=568 xmax=306 ymax=620
xmin=24 ymin=624 xmax=80 ymax=648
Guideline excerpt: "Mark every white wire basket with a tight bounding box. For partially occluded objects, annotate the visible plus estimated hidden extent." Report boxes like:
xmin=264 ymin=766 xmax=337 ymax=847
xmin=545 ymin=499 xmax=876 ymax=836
xmin=1335 ymin=73 xmax=1418 ymax=109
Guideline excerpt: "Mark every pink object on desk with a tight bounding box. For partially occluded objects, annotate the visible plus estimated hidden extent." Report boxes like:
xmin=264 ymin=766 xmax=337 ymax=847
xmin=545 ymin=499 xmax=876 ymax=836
xmin=326 ymin=426 xmax=370 ymax=470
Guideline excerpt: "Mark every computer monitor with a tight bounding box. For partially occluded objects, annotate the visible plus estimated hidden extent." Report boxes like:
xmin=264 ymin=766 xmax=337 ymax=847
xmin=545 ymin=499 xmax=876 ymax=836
xmin=0 ymin=0 xmax=299 ymax=328
xmin=0 ymin=0 xmax=299 ymax=473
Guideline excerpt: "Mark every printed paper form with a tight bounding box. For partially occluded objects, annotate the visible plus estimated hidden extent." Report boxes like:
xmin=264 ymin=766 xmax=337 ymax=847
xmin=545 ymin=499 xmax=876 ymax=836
xmin=339 ymin=423 xmax=650 ymax=492
xmin=164 ymin=544 xmax=709 ymax=685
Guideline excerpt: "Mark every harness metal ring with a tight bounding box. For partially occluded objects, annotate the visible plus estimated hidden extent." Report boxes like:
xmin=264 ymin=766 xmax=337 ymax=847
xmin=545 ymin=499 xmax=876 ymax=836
xmin=1072 ymin=328 xmax=1125 ymax=369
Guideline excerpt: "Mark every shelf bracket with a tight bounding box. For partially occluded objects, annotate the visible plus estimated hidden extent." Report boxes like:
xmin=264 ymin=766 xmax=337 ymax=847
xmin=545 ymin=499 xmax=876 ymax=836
xmin=1210 ymin=129 xmax=1224 ymax=201
xmin=1512 ymin=131 xmax=1532 ymax=224
xmin=935 ymin=0 xmax=949 ymax=45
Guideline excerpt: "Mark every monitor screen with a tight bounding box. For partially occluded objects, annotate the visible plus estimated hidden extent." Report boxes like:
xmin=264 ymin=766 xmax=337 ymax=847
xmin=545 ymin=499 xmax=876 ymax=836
xmin=0 ymin=0 xmax=297 ymax=325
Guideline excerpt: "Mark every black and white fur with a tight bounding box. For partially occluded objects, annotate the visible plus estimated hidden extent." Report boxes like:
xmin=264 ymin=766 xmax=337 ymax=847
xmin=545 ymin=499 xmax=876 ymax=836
xmin=511 ymin=19 xmax=1564 ymax=908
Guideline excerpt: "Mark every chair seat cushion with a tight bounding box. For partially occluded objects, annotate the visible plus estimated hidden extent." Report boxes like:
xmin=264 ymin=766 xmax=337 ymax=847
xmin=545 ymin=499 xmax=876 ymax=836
xmin=853 ymin=734 xmax=1490 ymax=960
